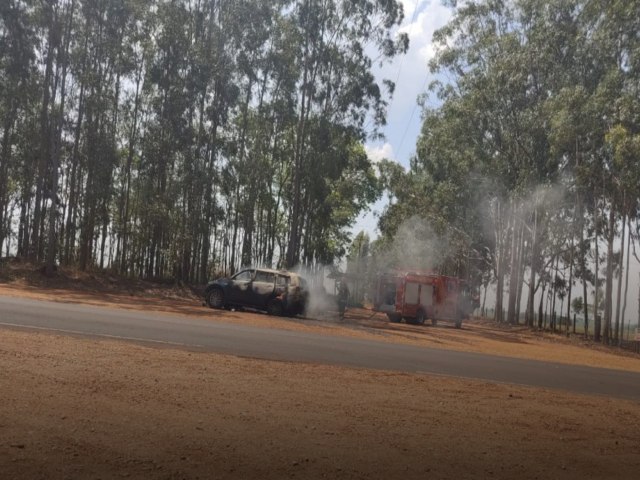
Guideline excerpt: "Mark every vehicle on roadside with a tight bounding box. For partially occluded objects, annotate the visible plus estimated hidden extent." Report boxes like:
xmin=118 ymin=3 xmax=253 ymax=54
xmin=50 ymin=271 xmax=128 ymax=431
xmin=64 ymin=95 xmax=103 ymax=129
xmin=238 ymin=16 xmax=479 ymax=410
xmin=373 ymin=270 xmax=478 ymax=328
xmin=204 ymin=268 xmax=309 ymax=317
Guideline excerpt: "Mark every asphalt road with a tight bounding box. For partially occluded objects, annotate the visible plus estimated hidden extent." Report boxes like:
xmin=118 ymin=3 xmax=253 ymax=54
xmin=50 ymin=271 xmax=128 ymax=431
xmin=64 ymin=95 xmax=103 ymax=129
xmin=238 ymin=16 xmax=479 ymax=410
xmin=1 ymin=294 xmax=639 ymax=401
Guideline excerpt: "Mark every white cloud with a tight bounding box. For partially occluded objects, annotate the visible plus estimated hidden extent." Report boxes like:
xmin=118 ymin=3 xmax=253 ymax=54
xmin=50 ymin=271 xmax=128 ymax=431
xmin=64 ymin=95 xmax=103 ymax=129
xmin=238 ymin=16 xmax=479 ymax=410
xmin=399 ymin=0 xmax=420 ymax=20
xmin=392 ymin=1 xmax=453 ymax=100
xmin=365 ymin=142 xmax=396 ymax=164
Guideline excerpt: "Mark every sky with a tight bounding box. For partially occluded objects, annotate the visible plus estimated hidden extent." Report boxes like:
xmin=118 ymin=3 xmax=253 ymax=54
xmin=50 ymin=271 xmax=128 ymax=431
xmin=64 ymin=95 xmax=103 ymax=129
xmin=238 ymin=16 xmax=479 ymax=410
xmin=352 ymin=0 xmax=455 ymax=238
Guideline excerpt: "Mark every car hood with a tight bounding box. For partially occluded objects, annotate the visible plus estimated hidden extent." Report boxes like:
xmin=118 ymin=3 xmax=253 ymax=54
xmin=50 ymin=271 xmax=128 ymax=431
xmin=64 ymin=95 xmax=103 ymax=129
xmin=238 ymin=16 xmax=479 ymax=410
xmin=207 ymin=278 xmax=231 ymax=287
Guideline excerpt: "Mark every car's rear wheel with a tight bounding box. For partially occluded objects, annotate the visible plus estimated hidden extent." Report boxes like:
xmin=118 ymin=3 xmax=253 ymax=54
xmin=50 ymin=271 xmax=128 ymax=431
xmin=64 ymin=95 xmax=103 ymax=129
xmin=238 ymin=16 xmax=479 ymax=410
xmin=267 ymin=299 xmax=284 ymax=316
xmin=206 ymin=288 xmax=225 ymax=309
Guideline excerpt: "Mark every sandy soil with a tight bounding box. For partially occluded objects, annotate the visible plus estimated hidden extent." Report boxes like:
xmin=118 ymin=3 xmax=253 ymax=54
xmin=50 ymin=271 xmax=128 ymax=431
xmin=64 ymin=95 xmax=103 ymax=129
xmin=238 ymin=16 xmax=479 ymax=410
xmin=1 ymin=329 xmax=639 ymax=480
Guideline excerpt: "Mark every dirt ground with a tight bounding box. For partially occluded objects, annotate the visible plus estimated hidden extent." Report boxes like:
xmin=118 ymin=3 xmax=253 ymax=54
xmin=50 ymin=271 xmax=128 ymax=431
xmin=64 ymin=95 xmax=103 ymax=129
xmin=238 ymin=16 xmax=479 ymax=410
xmin=1 ymin=328 xmax=639 ymax=480
xmin=1 ymin=264 xmax=640 ymax=478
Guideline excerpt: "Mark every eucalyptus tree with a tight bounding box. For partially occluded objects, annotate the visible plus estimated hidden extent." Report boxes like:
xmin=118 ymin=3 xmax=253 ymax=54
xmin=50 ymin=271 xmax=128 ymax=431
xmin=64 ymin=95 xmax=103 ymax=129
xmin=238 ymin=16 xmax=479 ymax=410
xmin=193 ymin=0 xmax=243 ymax=281
xmin=283 ymin=0 xmax=408 ymax=268
xmin=302 ymin=135 xmax=380 ymax=264
xmin=0 ymin=0 xmax=38 ymax=256
xmin=414 ymin=0 xmax=569 ymax=323
xmin=570 ymin=0 xmax=640 ymax=342
xmin=112 ymin=2 xmax=151 ymax=275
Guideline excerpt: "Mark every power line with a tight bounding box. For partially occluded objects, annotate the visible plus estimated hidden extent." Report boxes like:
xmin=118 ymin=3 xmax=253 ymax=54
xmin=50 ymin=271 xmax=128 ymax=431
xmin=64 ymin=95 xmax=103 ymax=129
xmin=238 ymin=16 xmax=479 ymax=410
xmin=390 ymin=1 xmax=423 ymax=90
xmin=367 ymin=1 xmax=425 ymax=154
xmin=387 ymin=1 xmax=427 ymax=161
xmin=396 ymin=72 xmax=429 ymax=161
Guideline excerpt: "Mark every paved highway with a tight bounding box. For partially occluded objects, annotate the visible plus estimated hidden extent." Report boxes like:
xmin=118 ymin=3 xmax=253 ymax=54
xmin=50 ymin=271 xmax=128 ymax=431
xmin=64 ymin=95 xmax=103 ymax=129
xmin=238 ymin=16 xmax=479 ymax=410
xmin=1 ymin=295 xmax=639 ymax=401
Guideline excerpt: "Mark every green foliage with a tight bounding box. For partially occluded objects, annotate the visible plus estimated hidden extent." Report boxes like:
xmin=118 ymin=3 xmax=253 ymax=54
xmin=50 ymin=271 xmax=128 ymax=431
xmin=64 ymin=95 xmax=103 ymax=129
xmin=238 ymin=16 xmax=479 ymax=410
xmin=0 ymin=0 xmax=404 ymax=280
xmin=571 ymin=296 xmax=583 ymax=315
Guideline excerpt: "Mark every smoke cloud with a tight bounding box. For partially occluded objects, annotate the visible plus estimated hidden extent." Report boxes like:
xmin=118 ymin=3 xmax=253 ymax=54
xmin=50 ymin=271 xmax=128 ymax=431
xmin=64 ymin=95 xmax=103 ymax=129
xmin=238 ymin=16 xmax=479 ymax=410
xmin=375 ymin=215 xmax=455 ymax=273
xmin=293 ymin=265 xmax=342 ymax=321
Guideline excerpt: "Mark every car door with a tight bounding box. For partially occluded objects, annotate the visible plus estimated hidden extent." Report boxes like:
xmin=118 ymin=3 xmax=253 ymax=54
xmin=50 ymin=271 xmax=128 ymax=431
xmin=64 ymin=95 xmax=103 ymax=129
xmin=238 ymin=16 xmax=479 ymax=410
xmin=228 ymin=269 xmax=255 ymax=305
xmin=251 ymin=270 xmax=276 ymax=308
xmin=275 ymin=274 xmax=289 ymax=298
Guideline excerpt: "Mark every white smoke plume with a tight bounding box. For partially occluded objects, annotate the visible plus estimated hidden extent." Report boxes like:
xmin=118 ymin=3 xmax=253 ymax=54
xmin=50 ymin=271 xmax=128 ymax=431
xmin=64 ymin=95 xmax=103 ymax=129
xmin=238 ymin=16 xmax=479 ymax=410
xmin=292 ymin=264 xmax=342 ymax=320
xmin=374 ymin=215 xmax=455 ymax=273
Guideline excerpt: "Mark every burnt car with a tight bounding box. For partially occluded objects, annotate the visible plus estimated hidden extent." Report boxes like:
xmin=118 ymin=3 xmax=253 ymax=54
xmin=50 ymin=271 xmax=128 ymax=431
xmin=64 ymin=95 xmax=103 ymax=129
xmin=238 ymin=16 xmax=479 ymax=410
xmin=204 ymin=268 xmax=309 ymax=317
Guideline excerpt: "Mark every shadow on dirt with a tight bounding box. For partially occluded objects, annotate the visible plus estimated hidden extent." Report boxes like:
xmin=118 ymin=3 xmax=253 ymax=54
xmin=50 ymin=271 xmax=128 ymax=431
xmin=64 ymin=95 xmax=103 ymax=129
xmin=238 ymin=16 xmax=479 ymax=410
xmin=328 ymin=309 xmax=533 ymax=348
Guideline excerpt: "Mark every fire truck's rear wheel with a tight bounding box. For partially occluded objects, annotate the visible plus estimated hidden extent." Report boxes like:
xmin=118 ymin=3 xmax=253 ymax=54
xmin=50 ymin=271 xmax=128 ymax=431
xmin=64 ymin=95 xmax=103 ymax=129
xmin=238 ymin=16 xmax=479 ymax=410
xmin=415 ymin=309 xmax=426 ymax=326
xmin=387 ymin=313 xmax=401 ymax=323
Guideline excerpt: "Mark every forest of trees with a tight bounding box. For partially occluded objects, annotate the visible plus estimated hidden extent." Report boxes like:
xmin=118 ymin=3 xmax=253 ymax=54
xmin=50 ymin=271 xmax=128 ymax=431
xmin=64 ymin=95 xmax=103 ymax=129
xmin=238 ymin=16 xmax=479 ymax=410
xmin=376 ymin=0 xmax=640 ymax=344
xmin=3 ymin=0 xmax=640 ymax=344
xmin=0 ymin=0 xmax=407 ymax=281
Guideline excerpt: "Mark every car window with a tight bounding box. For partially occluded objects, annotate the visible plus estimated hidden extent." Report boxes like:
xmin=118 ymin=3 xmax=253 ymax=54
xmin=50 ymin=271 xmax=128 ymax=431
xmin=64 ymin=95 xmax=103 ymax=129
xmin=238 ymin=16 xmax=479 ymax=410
xmin=276 ymin=275 xmax=289 ymax=286
xmin=254 ymin=271 xmax=275 ymax=283
xmin=232 ymin=270 xmax=254 ymax=282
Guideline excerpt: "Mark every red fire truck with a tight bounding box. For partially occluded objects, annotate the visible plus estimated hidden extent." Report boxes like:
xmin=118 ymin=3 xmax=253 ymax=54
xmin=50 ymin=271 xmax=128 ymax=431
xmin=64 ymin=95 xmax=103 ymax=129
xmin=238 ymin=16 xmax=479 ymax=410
xmin=373 ymin=270 xmax=477 ymax=328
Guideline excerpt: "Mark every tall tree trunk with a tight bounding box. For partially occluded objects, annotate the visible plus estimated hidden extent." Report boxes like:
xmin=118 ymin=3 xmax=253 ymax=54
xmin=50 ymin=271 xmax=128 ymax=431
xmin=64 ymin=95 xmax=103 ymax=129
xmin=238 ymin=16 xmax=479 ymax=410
xmin=603 ymin=207 xmax=615 ymax=344
xmin=17 ymin=190 xmax=30 ymax=257
xmin=45 ymin=0 xmax=75 ymax=276
xmin=199 ymin=122 xmax=219 ymax=283
xmin=32 ymin=3 xmax=58 ymax=261
xmin=0 ymin=105 xmax=16 ymax=254
xmin=119 ymin=60 xmax=141 ymax=274
xmin=526 ymin=207 xmax=538 ymax=327
xmin=229 ymin=184 xmax=240 ymax=274
xmin=286 ymin=7 xmax=317 ymax=268
xmin=63 ymin=94 xmax=83 ymax=264
xmin=506 ymin=206 xmax=519 ymax=325
xmin=580 ymin=204 xmax=589 ymax=338
xmin=238 ymin=79 xmax=255 ymax=267
xmin=494 ymin=201 xmax=505 ymax=323
xmin=614 ymin=210 xmax=626 ymax=344
xmin=64 ymin=13 xmax=90 ymax=265
xmin=594 ymin=207 xmax=601 ymax=342
xmin=538 ymin=282 xmax=545 ymax=329
xmin=79 ymin=105 xmax=97 ymax=271
xmin=566 ymin=226 xmax=574 ymax=336
xmin=515 ymin=223 xmax=526 ymax=324
xmin=550 ymin=254 xmax=559 ymax=332
xmin=286 ymin=94 xmax=308 ymax=267
xmin=99 ymin=200 xmax=108 ymax=270
xmin=620 ymin=220 xmax=632 ymax=344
